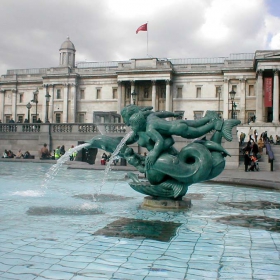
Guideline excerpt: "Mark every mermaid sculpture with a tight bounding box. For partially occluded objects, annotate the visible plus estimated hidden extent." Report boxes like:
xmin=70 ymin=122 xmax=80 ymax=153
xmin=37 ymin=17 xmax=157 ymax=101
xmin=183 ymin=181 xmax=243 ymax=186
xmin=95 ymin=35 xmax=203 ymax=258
xmin=87 ymin=105 xmax=240 ymax=200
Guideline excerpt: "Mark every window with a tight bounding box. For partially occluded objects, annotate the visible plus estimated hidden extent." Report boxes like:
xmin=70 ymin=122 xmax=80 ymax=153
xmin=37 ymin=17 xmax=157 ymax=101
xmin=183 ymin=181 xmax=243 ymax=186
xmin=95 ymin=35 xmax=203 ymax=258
xmin=194 ymin=111 xmax=203 ymax=120
xmin=126 ymin=87 xmax=131 ymax=99
xmin=141 ymin=87 xmax=150 ymax=99
xmin=55 ymin=113 xmax=61 ymax=123
xmin=160 ymin=86 xmax=166 ymax=98
xmin=247 ymin=111 xmax=256 ymax=123
xmin=216 ymin=87 xmax=222 ymax=98
xmin=32 ymin=115 xmax=37 ymax=123
xmin=174 ymin=111 xmax=184 ymax=119
xmin=249 ymin=85 xmax=255 ymax=96
xmin=216 ymin=111 xmax=223 ymax=119
xmin=112 ymin=88 xmax=118 ymax=99
xmin=78 ymin=113 xmax=85 ymax=123
xmin=96 ymin=88 xmax=101 ymax=99
xmin=19 ymin=93 xmax=24 ymax=103
xmin=80 ymin=89 xmax=85 ymax=99
xmin=56 ymin=89 xmax=61 ymax=99
xmin=232 ymin=85 xmax=237 ymax=93
xmin=17 ymin=115 xmax=24 ymax=123
xmin=196 ymin=87 xmax=202 ymax=98
xmin=5 ymin=115 xmax=11 ymax=123
xmin=177 ymin=87 xmax=183 ymax=98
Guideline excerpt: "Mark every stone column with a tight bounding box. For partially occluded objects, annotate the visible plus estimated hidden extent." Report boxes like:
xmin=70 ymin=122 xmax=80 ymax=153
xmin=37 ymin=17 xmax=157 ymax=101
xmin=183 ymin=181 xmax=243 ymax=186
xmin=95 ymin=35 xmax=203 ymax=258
xmin=63 ymin=84 xmax=69 ymax=123
xmin=121 ymin=83 xmax=125 ymax=108
xmin=152 ymin=80 xmax=156 ymax=111
xmin=12 ymin=89 xmax=17 ymax=120
xmin=0 ymin=90 xmax=5 ymax=121
xmin=256 ymin=70 xmax=263 ymax=123
xmin=44 ymin=84 xmax=48 ymax=123
xmin=223 ymin=78 xmax=229 ymax=119
xmin=130 ymin=81 xmax=135 ymax=105
xmin=50 ymin=85 xmax=55 ymax=123
xmin=273 ymin=69 xmax=279 ymax=123
xmin=70 ymin=83 xmax=77 ymax=123
xmin=117 ymin=81 xmax=122 ymax=114
xmin=239 ymin=78 xmax=246 ymax=123
xmin=165 ymin=80 xmax=171 ymax=112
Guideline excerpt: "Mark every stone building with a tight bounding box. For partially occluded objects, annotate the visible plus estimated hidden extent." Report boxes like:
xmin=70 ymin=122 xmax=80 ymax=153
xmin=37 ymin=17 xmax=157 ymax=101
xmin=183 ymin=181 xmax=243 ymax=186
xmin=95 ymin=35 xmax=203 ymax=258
xmin=0 ymin=37 xmax=279 ymax=127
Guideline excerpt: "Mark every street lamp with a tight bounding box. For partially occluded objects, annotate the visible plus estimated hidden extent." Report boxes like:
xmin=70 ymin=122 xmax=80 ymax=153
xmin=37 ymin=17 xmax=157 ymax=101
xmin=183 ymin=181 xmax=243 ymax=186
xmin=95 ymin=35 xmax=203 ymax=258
xmin=229 ymin=87 xmax=236 ymax=119
xmin=131 ymin=90 xmax=137 ymax=105
xmin=26 ymin=102 xmax=32 ymax=123
xmin=31 ymin=88 xmax=39 ymax=122
xmin=45 ymin=93 xmax=51 ymax=123
xmin=233 ymin=102 xmax=237 ymax=119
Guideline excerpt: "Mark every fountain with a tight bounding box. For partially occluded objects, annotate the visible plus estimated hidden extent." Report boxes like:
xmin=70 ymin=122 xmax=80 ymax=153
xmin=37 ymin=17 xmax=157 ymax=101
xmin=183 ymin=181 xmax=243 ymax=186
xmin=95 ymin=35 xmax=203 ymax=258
xmin=86 ymin=105 xmax=240 ymax=210
xmin=0 ymin=161 xmax=280 ymax=279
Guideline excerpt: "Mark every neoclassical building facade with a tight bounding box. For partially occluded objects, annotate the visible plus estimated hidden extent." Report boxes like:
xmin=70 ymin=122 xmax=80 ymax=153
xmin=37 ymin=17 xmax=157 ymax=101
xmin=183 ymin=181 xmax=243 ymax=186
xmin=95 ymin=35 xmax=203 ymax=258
xmin=0 ymin=38 xmax=279 ymax=126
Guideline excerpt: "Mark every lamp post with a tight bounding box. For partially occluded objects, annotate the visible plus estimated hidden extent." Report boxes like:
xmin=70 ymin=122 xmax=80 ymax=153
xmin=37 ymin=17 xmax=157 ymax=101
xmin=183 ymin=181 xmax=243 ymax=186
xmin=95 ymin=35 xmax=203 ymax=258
xmin=131 ymin=90 xmax=137 ymax=105
xmin=31 ymin=88 xmax=39 ymax=122
xmin=45 ymin=93 xmax=51 ymax=123
xmin=233 ymin=102 xmax=237 ymax=119
xmin=229 ymin=87 xmax=236 ymax=119
xmin=26 ymin=102 xmax=32 ymax=123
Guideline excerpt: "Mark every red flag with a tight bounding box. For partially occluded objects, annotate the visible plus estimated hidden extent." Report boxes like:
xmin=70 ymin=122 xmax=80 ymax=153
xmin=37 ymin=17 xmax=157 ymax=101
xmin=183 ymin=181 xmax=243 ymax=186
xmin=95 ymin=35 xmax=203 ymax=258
xmin=136 ymin=23 xmax=147 ymax=34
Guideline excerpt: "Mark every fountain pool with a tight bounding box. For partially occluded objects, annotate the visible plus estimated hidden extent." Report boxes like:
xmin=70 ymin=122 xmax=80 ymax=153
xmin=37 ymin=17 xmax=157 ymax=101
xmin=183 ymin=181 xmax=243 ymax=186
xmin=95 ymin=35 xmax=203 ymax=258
xmin=0 ymin=161 xmax=279 ymax=280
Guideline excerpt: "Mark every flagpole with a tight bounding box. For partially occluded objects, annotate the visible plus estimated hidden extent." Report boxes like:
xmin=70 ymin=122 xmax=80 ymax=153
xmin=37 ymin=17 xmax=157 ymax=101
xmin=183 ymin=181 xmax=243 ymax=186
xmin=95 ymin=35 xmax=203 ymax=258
xmin=147 ymin=21 xmax=149 ymax=57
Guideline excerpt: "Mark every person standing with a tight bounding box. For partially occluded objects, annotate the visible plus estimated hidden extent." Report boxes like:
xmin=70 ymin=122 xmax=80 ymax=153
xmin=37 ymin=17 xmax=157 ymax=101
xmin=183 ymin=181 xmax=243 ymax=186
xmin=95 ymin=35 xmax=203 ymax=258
xmin=248 ymin=127 xmax=253 ymax=141
xmin=254 ymin=129 xmax=258 ymax=142
xmin=243 ymin=141 xmax=252 ymax=172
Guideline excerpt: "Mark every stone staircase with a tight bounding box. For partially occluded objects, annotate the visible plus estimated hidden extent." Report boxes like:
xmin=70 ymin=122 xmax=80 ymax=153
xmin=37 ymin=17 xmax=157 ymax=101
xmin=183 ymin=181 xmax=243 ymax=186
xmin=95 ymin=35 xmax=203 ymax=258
xmin=271 ymin=144 xmax=280 ymax=171
xmin=238 ymin=143 xmax=280 ymax=171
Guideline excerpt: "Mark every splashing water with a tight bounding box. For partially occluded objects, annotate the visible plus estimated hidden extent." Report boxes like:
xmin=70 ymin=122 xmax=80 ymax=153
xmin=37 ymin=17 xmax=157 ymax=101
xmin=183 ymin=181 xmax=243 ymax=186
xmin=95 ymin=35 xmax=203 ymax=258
xmin=42 ymin=143 xmax=89 ymax=188
xmin=96 ymin=131 xmax=133 ymax=197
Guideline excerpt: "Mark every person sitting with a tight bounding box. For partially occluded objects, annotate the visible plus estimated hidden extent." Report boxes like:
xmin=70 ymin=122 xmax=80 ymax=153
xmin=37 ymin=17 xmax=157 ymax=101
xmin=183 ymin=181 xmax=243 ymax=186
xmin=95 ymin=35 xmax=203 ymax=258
xmin=36 ymin=118 xmax=42 ymax=123
xmin=16 ymin=150 xmax=23 ymax=159
xmin=69 ymin=145 xmax=77 ymax=161
xmin=257 ymin=137 xmax=265 ymax=154
xmin=101 ymin=153 xmax=108 ymax=165
xmin=23 ymin=151 xmax=31 ymax=159
xmin=239 ymin=132 xmax=246 ymax=145
xmin=40 ymin=143 xmax=51 ymax=159
xmin=60 ymin=145 xmax=66 ymax=156
xmin=269 ymin=135 xmax=274 ymax=144
xmin=7 ymin=150 xmax=15 ymax=158
xmin=2 ymin=150 xmax=8 ymax=158
xmin=54 ymin=146 xmax=61 ymax=160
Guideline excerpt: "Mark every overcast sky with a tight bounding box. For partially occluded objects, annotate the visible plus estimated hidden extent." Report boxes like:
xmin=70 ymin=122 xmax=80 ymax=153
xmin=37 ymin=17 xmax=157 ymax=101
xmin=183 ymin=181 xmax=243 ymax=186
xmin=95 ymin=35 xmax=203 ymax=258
xmin=0 ymin=0 xmax=280 ymax=75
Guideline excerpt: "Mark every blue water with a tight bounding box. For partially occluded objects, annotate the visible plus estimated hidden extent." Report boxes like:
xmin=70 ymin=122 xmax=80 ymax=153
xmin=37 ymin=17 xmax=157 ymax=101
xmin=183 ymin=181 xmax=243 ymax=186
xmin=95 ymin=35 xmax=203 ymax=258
xmin=0 ymin=162 xmax=279 ymax=280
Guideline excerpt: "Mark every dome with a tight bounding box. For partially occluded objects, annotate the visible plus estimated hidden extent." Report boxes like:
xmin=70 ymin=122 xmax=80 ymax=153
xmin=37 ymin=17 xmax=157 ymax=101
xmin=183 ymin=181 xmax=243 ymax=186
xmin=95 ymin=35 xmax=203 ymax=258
xmin=59 ymin=37 xmax=75 ymax=51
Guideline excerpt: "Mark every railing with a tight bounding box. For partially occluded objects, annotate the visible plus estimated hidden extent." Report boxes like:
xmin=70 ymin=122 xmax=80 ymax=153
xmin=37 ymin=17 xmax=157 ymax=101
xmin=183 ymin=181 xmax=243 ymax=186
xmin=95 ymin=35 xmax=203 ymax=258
xmin=0 ymin=124 xmax=40 ymax=133
xmin=0 ymin=123 xmax=127 ymax=134
xmin=52 ymin=124 xmax=73 ymax=133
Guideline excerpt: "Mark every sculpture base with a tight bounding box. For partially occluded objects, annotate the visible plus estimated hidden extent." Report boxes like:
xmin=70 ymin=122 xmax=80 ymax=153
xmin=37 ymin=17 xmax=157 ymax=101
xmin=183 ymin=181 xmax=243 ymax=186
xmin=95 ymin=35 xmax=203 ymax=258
xmin=141 ymin=196 xmax=192 ymax=211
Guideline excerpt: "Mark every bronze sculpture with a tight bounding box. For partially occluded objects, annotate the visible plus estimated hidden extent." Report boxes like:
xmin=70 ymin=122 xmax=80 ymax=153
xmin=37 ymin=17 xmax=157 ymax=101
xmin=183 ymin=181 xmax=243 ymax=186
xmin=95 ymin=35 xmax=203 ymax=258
xmin=87 ymin=105 xmax=240 ymax=200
